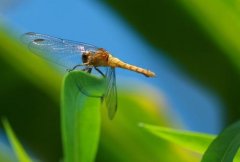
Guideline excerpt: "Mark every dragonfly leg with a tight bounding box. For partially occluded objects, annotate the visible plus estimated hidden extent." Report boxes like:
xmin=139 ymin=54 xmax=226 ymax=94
xmin=67 ymin=64 xmax=85 ymax=72
xmin=94 ymin=67 xmax=105 ymax=77
xmin=82 ymin=67 xmax=92 ymax=73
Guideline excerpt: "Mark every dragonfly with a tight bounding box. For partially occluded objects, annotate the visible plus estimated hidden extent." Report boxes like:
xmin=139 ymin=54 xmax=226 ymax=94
xmin=22 ymin=32 xmax=156 ymax=119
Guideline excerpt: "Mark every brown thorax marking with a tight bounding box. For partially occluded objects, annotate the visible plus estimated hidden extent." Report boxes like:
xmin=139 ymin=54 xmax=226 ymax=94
xmin=82 ymin=48 xmax=110 ymax=67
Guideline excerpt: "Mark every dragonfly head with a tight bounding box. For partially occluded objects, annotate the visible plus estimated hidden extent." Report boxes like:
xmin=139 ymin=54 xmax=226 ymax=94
xmin=82 ymin=51 xmax=92 ymax=64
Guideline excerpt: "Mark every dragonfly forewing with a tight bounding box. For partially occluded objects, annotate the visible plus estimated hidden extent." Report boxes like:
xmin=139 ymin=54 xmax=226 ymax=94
xmin=21 ymin=32 xmax=98 ymax=70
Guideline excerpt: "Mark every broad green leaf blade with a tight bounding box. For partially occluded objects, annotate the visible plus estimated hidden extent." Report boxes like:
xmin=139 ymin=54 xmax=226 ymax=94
xmin=140 ymin=123 xmax=215 ymax=154
xmin=201 ymin=121 xmax=240 ymax=162
xmin=61 ymin=71 xmax=105 ymax=162
xmin=2 ymin=118 xmax=32 ymax=162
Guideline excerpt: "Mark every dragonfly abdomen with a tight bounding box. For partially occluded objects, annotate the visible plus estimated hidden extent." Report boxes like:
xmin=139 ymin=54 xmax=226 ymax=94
xmin=108 ymin=56 xmax=155 ymax=77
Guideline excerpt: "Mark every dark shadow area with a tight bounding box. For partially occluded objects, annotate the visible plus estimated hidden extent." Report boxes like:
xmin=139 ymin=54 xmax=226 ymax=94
xmin=0 ymin=57 xmax=62 ymax=162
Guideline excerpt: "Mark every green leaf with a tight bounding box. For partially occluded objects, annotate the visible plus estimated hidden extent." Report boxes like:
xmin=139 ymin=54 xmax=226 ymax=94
xmin=201 ymin=121 xmax=240 ymax=162
xmin=2 ymin=118 xmax=32 ymax=162
xmin=61 ymin=71 xmax=106 ymax=162
xmin=140 ymin=123 xmax=240 ymax=162
xmin=139 ymin=123 xmax=215 ymax=154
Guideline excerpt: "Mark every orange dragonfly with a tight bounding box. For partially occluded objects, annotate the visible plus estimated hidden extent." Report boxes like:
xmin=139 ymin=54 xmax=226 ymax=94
xmin=22 ymin=32 xmax=155 ymax=119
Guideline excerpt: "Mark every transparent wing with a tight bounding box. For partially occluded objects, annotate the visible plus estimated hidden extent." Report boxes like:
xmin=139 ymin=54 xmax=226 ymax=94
xmin=104 ymin=67 xmax=117 ymax=119
xmin=21 ymin=32 xmax=98 ymax=69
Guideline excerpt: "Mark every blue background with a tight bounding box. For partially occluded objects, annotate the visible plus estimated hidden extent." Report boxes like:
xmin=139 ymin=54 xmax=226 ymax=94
xmin=2 ymin=0 xmax=223 ymax=133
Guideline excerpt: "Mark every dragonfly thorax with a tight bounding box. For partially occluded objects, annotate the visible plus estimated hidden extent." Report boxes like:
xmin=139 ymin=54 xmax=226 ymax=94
xmin=83 ymin=48 xmax=110 ymax=67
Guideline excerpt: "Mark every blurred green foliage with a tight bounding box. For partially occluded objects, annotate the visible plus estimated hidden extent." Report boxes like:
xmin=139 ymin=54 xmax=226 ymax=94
xmin=0 ymin=142 xmax=17 ymax=162
xmin=0 ymin=28 xmax=62 ymax=162
xmin=140 ymin=123 xmax=214 ymax=155
xmin=140 ymin=123 xmax=240 ymax=162
xmin=98 ymin=90 xmax=199 ymax=162
xmin=2 ymin=118 xmax=32 ymax=162
xmin=103 ymin=0 xmax=240 ymax=124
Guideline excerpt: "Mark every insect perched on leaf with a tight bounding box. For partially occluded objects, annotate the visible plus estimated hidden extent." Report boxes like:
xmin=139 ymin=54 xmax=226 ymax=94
xmin=22 ymin=32 xmax=155 ymax=119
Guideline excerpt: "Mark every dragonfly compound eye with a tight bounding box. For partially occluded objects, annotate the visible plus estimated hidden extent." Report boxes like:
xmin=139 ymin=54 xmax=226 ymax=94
xmin=82 ymin=53 xmax=89 ymax=63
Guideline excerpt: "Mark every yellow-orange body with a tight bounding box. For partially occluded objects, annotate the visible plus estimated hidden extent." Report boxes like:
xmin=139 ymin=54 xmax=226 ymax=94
xmin=85 ymin=48 xmax=155 ymax=77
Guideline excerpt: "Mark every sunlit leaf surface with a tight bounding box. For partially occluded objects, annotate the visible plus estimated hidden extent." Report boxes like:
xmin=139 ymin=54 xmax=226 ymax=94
xmin=61 ymin=71 xmax=105 ymax=162
xmin=140 ymin=123 xmax=214 ymax=154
